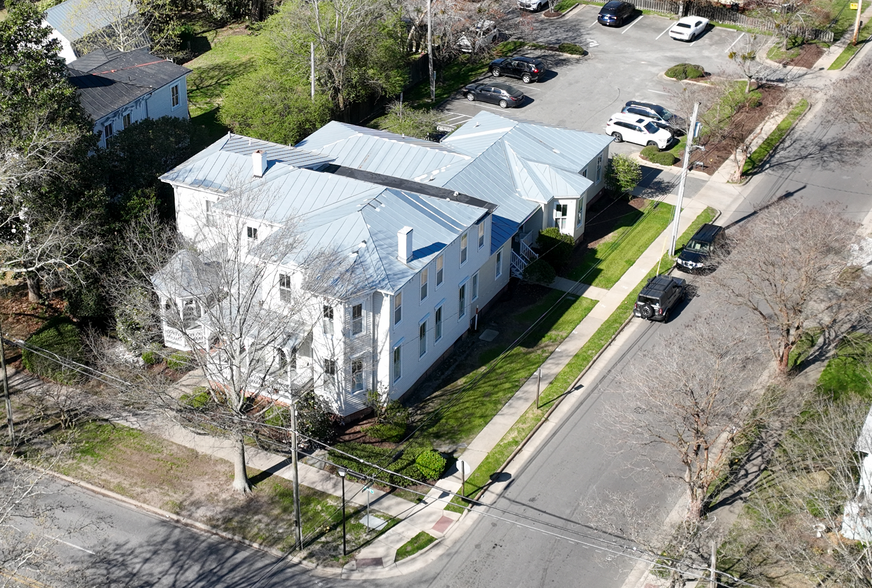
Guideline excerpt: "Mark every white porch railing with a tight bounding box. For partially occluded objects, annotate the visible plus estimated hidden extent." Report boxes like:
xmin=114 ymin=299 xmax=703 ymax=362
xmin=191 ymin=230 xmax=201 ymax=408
xmin=163 ymin=325 xmax=206 ymax=351
xmin=511 ymin=251 xmax=528 ymax=278
xmin=520 ymin=241 xmax=539 ymax=262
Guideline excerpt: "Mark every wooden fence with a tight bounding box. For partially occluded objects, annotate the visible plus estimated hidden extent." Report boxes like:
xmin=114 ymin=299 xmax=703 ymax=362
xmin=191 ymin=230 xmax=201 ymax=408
xmin=630 ymin=0 xmax=834 ymax=43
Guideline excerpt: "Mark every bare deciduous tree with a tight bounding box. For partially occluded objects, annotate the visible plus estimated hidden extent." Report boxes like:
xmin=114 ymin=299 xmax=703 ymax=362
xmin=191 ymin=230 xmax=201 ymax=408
xmin=710 ymin=200 xmax=870 ymax=373
xmin=728 ymin=34 xmax=770 ymax=94
xmin=612 ymin=315 xmax=763 ymax=523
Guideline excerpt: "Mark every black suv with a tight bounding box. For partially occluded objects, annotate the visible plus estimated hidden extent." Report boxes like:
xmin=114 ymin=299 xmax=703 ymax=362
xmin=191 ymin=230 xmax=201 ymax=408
xmin=597 ymin=0 xmax=635 ymax=26
xmin=489 ymin=56 xmax=544 ymax=84
xmin=676 ymin=223 xmax=725 ymax=272
xmin=622 ymin=101 xmax=687 ymax=134
xmin=633 ymin=275 xmax=687 ymax=322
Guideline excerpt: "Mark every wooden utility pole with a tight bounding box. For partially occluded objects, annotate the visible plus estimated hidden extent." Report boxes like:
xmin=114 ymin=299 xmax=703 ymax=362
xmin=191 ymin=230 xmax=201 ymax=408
xmin=853 ymin=0 xmax=864 ymax=45
xmin=1 ymin=319 xmax=13 ymax=446
xmin=428 ymin=0 xmax=435 ymax=102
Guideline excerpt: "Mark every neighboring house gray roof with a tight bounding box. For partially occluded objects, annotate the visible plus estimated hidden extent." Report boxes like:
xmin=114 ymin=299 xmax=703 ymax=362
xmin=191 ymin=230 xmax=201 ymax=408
xmin=161 ymin=134 xmax=490 ymax=295
xmin=45 ymin=0 xmax=138 ymax=42
xmin=298 ymin=112 xmax=612 ymax=254
xmin=67 ymin=48 xmax=190 ymax=121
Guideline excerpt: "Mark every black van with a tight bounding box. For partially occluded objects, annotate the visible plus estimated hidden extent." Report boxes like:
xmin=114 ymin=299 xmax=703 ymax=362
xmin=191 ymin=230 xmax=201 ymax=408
xmin=676 ymin=223 xmax=725 ymax=271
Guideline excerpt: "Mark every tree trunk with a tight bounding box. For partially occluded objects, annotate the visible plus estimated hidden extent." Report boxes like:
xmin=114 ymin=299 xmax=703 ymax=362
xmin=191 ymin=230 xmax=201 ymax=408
xmin=232 ymin=430 xmax=252 ymax=494
xmin=26 ymin=273 xmax=41 ymax=303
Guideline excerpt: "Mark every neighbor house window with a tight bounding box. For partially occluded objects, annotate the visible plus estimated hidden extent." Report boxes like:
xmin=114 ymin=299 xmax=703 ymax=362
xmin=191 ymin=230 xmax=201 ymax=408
xmin=123 ymin=113 xmax=131 ymax=129
xmin=435 ymin=305 xmax=443 ymax=342
xmin=420 ymin=268 xmax=428 ymax=302
xmin=394 ymin=292 xmax=402 ymax=325
xmin=478 ymin=222 xmax=485 ymax=248
xmin=351 ymin=303 xmax=363 ymax=335
xmin=577 ymin=203 xmax=584 ymax=227
xmin=351 ymin=359 xmax=364 ymax=392
xmin=460 ymin=233 xmax=468 ymax=265
xmin=103 ymin=122 xmax=113 ymax=146
xmin=279 ymin=273 xmax=292 ymax=303
xmin=324 ymin=359 xmax=336 ymax=375
xmin=247 ymin=226 xmax=258 ymax=241
xmin=323 ymin=305 xmax=334 ymax=335
xmin=419 ymin=320 xmax=427 ymax=357
xmin=393 ymin=345 xmax=402 ymax=381
xmin=496 ymin=249 xmax=503 ymax=278
xmin=472 ymin=272 xmax=479 ymax=301
xmin=459 ymin=284 xmax=467 ymax=320
xmin=171 ymin=84 xmax=180 ymax=108
xmin=556 ymin=204 xmax=568 ymax=231
xmin=596 ymin=153 xmax=603 ymax=182
xmin=436 ymin=255 xmax=444 ymax=286
xmin=205 ymin=201 xmax=215 ymax=227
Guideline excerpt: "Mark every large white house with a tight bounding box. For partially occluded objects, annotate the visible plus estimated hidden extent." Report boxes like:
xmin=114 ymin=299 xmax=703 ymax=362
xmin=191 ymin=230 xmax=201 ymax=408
xmin=68 ymin=48 xmax=190 ymax=148
xmin=155 ymin=112 xmax=612 ymax=417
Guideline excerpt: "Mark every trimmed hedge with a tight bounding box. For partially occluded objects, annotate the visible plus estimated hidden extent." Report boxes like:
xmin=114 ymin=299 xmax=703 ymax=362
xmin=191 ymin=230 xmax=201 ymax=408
xmin=640 ymin=145 xmax=678 ymax=166
xmin=523 ymin=258 xmax=557 ymax=284
xmin=557 ymin=42 xmax=586 ymax=56
xmin=22 ymin=317 xmax=86 ymax=384
xmin=665 ymin=63 xmax=705 ymax=80
xmin=416 ymin=450 xmax=447 ymax=480
xmin=537 ymin=227 xmax=575 ymax=269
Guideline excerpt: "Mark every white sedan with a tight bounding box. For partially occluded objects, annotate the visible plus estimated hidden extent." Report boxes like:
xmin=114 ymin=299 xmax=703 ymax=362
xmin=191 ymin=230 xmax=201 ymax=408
xmin=668 ymin=16 xmax=709 ymax=41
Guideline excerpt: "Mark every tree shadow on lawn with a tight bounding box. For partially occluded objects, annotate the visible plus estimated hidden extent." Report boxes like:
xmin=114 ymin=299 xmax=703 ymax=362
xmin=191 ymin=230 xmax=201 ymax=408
xmin=188 ymin=60 xmax=251 ymax=107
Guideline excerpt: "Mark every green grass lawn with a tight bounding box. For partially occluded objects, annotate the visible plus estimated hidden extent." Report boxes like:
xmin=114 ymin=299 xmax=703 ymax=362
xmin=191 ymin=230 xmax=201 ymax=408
xmin=829 ymin=0 xmax=862 ymax=42
xmin=829 ymin=18 xmax=872 ymax=69
xmin=403 ymin=56 xmax=490 ymax=107
xmin=817 ymin=332 xmax=872 ymax=401
xmin=395 ymin=531 xmax=437 ymax=561
xmin=447 ymin=207 xmax=716 ymax=508
xmin=742 ymin=98 xmax=809 ymax=176
xmin=565 ymin=200 xmax=675 ymax=287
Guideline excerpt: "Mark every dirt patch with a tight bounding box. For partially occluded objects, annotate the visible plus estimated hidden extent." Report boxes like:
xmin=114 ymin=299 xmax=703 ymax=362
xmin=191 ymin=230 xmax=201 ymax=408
xmin=684 ymin=84 xmax=786 ymax=175
xmin=783 ymin=43 xmax=825 ymax=69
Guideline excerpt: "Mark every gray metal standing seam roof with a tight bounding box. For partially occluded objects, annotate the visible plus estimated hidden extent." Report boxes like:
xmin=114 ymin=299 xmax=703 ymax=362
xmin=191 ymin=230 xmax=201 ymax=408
xmin=67 ymin=48 xmax=190 ymax=121
xmin=161 ymin=134 xmax=490 ymax=295
xmin=45 ymin=0 xmax=137 ymax=42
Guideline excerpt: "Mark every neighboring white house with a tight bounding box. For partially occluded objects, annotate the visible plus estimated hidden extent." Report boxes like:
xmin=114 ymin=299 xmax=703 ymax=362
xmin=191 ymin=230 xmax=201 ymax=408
xmin=67 ymin=48 xmax=190 ymax=148
xmin=155 ymin=112 xmax=612 ymax=417
xmin=43 ymin=0 xmax=147 ymax=63
xmin=841 ymin=405 xmax=872 ymax=541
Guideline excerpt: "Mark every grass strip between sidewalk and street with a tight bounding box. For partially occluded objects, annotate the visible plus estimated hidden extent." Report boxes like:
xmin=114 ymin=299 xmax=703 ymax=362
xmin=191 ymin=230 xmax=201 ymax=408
xmin=741 ymin=99 xmax=809 ymax=176
xmin=446 ymin=206 xmax=716 ymax=512
xmin=566 ymin=200 xmax=675 ymax=288
xmin=829 ymin=19 xmax=872 ymax=70
xmin=395 ymin=530 xmax=438 ymax=561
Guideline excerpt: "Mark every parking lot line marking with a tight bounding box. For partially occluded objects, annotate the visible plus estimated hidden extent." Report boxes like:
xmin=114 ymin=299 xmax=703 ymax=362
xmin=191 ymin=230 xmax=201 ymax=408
xmin=656 ymin=24 xmax=672 ymax=39
xmin=590 ymin=19 xmax=598 ymax=26
xmin=622 ymin=15 xmax=643 ymax=33
xmin=649 ymin=89 xmax=670 ymax=95
xmin=726 ymin=31 xmax=745 ymax=53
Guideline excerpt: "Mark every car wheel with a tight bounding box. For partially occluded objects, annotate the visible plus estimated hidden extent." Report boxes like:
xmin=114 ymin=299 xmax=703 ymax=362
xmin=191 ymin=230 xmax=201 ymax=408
xmin=499 ymin=99 xmax=508 ymax=109
xmin=639 ymin=304 xmax=654 ymax=320
xmin=522 ymin=73 xmax=532 ymax=84
xmin=611 ymin=132 xmax=623 ymax=143
xmin=492 ymin=67 xmax=501 ymax=77
xmin=466 ymin=93 xmax=475 ymax=102
xmin=646 ymin=141 xmax=657 ymax=147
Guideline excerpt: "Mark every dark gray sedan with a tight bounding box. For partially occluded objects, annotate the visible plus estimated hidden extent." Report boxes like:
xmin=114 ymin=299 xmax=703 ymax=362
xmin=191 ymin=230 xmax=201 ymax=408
xmin=461 ymin=82 xmax=525 ymax=109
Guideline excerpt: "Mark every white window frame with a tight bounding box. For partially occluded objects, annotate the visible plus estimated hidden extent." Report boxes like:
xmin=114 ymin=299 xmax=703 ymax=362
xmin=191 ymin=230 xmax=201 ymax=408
xmin=472 ymin=272 xmax=479 ymax=301
xmin=460 ymin=233 xmax=468 ymax=265
xmin=393 ymin=343 xmax=402 ymax=382
xmin=247 ymin=226 xmax=258 ymax=241
xmin=435 ymin=304 xmax=443 ymax=342
xmin=123 ymin=112 xmax=131 ymax=129
xmin=436 ymin=255 xmax=444 ymax=287
xmin=596 ymin=153 xmax=603 ymax=182
xmin=419 ymin=319 xmax=427 ymax=358
xmin=577 ymin=201 xmax=584 ymax=227
xmin=279 ymin=273 xmax=292 ymax=303
xmin=205 ymin=200 xmax=215 ymax=227
xmin=351 ymin=358 xmax=364 ymax=392
xmin=394 ymin=291 xmax=402 ymax=326
xmin=351 ymin=303 xmax=363 ymax=335
xmin=323 ymin=305 xmax=334 ymax=335
xmin=171 ymin=83 xmax=180 ymax=108
xmin=324 ymin=358 xmax=336 ymax=376
xmin=458 ymin=282 xmax=467 ymax=320
xmin=496 ymin=249 xmax=503 ymax=279
xmin=478 ymin=222 xmax=485 ymax=249
xmin=420 ymin=267 xmax=428 ymax=302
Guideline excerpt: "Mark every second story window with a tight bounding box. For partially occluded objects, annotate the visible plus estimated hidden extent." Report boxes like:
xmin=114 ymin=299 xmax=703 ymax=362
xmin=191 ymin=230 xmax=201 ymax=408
xmin=419 ymin=321 xmax=427 ymax=357
xmin=171 ymin=84 xmax=180 ymax=108
xmin=460 ymin=233 xmax=468 ymax=265
xmin=496 ymin=249 xmax=503 ymax=278
xmin=351 ymin=303 xmax=363 ymax=335
xmin=420 ymin=268 xmax=428 ymax=302
xmin=394 ymin=292 xmax=402 ymax=325
xmin=205 ymin=201 xmax=215 ymax=227
xmin=247 ymin=226 xmax=258 ymax=242
xmin=324 ymin=359 xmax=336 ymax=375
xmin=436 ymin=255 xmax=444 ymax=286
xmin=279 ymin=273 xmax=292 ymax=302
xmin=323 ymin=305 xmax=334 ymax=335
xmin=478 ymin=222 xmax=485 ymax=248
xmin=123 ymin=113 xmax=131 ymax=129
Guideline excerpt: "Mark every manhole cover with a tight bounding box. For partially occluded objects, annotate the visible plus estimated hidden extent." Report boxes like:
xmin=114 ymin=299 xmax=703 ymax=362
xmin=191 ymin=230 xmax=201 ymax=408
xmin=479 ymin=329 xmax=499 ymax=342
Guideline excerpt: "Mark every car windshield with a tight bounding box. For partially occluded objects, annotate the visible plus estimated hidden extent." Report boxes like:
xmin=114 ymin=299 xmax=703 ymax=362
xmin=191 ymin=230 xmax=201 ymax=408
xmin=643 ymin=121 xmax=660 ymax=134
xmin=676 ymin=23 xmax=691 ymax=28
xmin=685 ymin=240 xmax=709 ymax=252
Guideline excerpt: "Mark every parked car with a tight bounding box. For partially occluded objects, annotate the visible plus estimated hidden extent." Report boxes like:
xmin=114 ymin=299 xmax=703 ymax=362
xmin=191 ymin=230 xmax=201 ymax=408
xmin=489 ymin=56 xmax=544 ymax=84
xmin=457 ymin=20 xmax=498 ymax=53
xmin=676 ymin=223 xmax=725 ymax=271
xmin=622 ymin=101 xmax=686 ymax=134
xmin=668 ymin=16 xmax=710 ymax=41
xmin=462 ymin=82 xmax=525 ymax=108
xmin=605 ymin=113 xmax=673 ymax=149
xmin=518 ymin=0 xmax=548 ymax=11
xmin=633 ymin=275 xmax=687 ymax=322
xmin=597 ymin=0 xmax=635 ymax=26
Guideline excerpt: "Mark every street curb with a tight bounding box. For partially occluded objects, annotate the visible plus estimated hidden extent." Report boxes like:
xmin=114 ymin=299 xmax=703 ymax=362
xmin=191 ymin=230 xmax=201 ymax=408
xmin=545 ymin=2 xmax=583 ymax=19
xmin=734 ymin=97 xmax=812 ymax=184
xmin=13 ymin=456 xmax=329 ymax=574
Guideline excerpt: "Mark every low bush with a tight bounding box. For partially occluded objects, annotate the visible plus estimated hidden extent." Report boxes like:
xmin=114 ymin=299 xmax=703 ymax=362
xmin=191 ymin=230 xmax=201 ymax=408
xmin=180 ymin=386 xmax=212 ymax=410
xmin=557 ymin=42 xmax=586 ymax=56
xmin=416 ymin=449 xmax=447 ymax=480
xmin=537 ymin=227 xmax=575 ymax=269
xmin=523 ymin=258 xmax=557 ymax=284
xmin=142 ymin=346 xmax=161 ymax=365
xmin=640 ymin=145 xmax=678 ymax=166
xmin=166 ymin=351 xmax=191 ymax=371
xmin=329 ymin=443 xmax=426 ymax=487
xmin=665 ymin=63 xmax=705 ymax=80
xmin=22 ymin=317 xmax=86 ymax=384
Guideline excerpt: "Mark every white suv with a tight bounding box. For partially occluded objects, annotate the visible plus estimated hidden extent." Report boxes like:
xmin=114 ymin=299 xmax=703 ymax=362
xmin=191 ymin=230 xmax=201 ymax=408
xmin=605 ymin=113 xmax=673 ymax=150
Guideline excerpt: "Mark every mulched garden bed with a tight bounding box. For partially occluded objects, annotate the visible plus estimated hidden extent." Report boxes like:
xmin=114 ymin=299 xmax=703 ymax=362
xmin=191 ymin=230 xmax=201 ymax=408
xmin=780 ymin=43 xmax=825 ymax=69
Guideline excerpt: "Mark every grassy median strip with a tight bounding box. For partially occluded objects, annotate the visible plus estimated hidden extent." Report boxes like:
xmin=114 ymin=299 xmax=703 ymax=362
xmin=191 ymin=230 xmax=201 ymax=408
xmin=395 ymin=531 xmax=437 ymax=561
xmin=447 ymin=207 xmax=716 ymax=511
xmin=829 ymin=20 xmax=872 ymax=70
xmin=566 ymin=200 xmax=675 ymax=288
xmin=742 ymin=99 xmax=809 ymax=176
